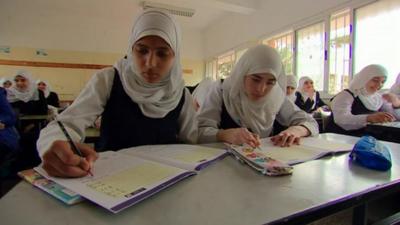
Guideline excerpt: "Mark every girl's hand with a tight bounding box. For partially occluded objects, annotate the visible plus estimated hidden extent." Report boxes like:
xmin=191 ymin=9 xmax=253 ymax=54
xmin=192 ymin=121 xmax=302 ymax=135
xmin=217 ymin=128 xmax=260 ymax=147
xmin=270 ymin=126 xmax=310 ymax=147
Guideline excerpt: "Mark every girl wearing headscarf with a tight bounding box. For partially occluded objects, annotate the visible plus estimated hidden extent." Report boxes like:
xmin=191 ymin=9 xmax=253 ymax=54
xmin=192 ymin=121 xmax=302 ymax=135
xmin=326 ymin=64 xmax=400 ymax=136
xmin=7 ymin=70 xmax=48 ymax=116
xmin=198 ymin=45 xmax=318 ymax=147
xmin=286 ymin=74 xmax=297 ymax=102
xmin=295 ymin=76 xmax=327 ymax=113
xmin=37 ymin=9 xmax=198 ymax=178
xmin=1 ymin=77 xmax=13 ymax=89
xmin=7 ymin=70 xmax=47 ymax=170
xmin=192 ymin=77 xmax=215 ymax=111
xmin=37 ymin=80 xmax=60 ymax=108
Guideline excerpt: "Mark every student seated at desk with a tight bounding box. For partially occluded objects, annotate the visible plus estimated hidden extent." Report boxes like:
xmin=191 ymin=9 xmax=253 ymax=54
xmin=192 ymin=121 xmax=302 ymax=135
xmin=326 ymin=64 xmax=400 ymax=137
xmin=295 ymin=76 xmax=327 ymax=114
xmin=37 ymin=9 xmax=198 ymax=178
xmin=7 ymin=70 xmax=47 ymax=169
xmin=37 ymin=80 xmax=60 ymax=108
xmin=197 ymin=45 xmax=318 ymax=147
xmin=286 ymin=74 xmax=297 ymax=102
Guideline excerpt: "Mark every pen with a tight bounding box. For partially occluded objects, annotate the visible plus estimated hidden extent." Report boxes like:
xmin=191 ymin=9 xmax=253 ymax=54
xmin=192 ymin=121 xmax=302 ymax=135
xmin=237 ymin=118 xmax=261 ymax=149
xmin=56 ymin=120 xmax=93 ymax=176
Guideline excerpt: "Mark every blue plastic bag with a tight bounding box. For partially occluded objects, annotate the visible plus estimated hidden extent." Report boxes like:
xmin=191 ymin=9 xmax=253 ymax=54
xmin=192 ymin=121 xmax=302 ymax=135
xmin=349 ymin=135 xmax=392 ymax=171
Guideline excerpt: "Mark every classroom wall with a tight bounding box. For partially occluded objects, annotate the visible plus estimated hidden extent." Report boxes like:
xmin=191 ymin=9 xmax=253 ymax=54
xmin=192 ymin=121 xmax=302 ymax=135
xmin=203 ymin=0 xmax=375 ymax=58
xmin=0 ymin=47 xmax=204 ymax=99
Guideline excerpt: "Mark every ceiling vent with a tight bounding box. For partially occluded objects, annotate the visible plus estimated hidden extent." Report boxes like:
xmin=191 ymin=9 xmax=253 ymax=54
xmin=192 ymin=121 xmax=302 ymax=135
xmin=140 ymin=1 xmax=195 ymax=17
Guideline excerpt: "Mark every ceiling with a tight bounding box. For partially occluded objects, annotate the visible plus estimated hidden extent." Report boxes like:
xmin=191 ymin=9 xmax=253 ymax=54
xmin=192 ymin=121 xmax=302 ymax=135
xmin=0 ymin=0 xmax=259 ymax=30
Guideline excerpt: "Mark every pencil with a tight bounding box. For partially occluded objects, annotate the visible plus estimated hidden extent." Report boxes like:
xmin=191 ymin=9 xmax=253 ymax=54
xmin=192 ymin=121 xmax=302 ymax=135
xmin=56 ymin=120 xmax=93 ymax=176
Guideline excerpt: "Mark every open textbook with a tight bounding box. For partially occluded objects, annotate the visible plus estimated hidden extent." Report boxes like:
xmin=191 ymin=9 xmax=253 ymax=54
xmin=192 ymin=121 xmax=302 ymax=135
xmin=34 ymin=144 xmax=227 ymax=213
xmin=227 ymin=137 xmax=354 ymax=175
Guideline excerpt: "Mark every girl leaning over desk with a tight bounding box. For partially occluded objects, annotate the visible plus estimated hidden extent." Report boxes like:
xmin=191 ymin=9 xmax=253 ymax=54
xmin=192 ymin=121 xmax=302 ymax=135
xmin=37 ymin=9 xmax=198 ymax=178
xmin=197 ymin=45 xmax=319 ymax=148
xmin=326 ymin=64 xmax=400 ymax=137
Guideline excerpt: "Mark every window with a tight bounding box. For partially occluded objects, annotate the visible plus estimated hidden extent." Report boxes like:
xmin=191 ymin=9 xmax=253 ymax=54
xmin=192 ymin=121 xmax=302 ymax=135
xmin=296 ymin=22 xmax=326 ymax=91
xmin=205 ymin=59 xmax=217 ymax=80
xmin=354 ymin=0 xmax=400 ymax=88
xmin=329 ymin=9 xmax=351 ymax=95
xmin=262 ymin=32 xmax=294 ymax=75
xmin=217 ymin=51 xmax=235 ymax=79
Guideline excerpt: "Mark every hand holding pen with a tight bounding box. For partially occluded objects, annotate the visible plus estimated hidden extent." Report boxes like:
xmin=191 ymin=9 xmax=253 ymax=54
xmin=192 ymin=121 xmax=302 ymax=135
xmin=41 ymin=121 xmax=98 ymax=178
xmin=217 ymin=127 xmax=260 ymax=147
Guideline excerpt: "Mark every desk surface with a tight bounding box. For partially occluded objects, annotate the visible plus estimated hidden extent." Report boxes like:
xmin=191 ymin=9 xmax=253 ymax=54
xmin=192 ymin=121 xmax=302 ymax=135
xmin=1 ymin=133 xmax=400 ymax=225
xmin=19 ymin=114 xmax=49 ymax=120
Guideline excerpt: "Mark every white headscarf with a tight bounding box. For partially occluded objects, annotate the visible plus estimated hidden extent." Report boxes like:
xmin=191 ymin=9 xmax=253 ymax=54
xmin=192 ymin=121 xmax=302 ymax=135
xmin=349 ymin=64 xmax=387 ymax=111
xmin=192 ymin=78 xmax=214 ymax=108
xmin=222 ymin=44 xmax=286 ymax=136
xmin=389 ymin=73 xmax=400 ymax=96
xmin=113 ymin=9 xmax=184 ymax=118
xmin=36 ymin=80 xmax=51 ymax=98
xmin=0 ymin=77 xmax=13 ymax=88
xmin=298 ymin=76 xmax=317 ymax=108
xmin=286 ymin=74 xmax=297 ymax=101
xmin=7 ymin=70 xmax=40 ymax=103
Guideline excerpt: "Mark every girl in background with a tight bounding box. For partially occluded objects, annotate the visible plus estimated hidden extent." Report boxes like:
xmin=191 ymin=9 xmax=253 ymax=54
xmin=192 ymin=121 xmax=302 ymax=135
xmin=37 ymin=80 xmax=60 ymax=108
xmin=295 ymin=76 xmax=327 ymax=113
xmin=192 ymin=78 xmax=214 ymax=111
xmin=326 ymin=64 xmax=400 ymax=136
xmin=286 ymin=75 xmax=297 ymax=102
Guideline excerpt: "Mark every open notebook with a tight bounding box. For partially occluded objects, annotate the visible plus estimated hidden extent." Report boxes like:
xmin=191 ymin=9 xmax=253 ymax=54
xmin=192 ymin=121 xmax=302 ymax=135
xmin=227 ymin=137 xmax=354 ymax=175
xmin=34 ymin=144 xmax=227 ymax=213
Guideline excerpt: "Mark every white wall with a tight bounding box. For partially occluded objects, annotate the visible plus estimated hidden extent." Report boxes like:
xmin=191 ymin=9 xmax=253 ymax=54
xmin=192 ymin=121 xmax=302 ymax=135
xmin=203 ymin=0 xmax=375 ymax=58
xmin=0 ymin=0 xmax=204 ymax=60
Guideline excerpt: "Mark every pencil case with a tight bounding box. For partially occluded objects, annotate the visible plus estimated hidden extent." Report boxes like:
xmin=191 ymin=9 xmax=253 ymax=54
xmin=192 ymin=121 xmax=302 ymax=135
xmin=349 ymin=135 xmax=392 ymax=171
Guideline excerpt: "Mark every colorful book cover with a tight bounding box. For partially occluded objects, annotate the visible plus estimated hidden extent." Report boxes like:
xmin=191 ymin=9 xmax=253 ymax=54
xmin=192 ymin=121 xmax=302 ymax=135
xmin=18 ymin=169 xmax=84 ymax=205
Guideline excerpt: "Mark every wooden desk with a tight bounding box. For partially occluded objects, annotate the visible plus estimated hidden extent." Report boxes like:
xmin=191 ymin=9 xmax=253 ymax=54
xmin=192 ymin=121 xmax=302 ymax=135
xmin=1 ymin=133 xmax=399 ymax=225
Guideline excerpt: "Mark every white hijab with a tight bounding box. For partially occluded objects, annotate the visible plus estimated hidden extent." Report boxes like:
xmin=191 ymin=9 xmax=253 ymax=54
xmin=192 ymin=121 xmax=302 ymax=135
xmin=298 ymin=76 xmax=317 ymax=109
xmin=7 ymin=70 xmax=40 ymax=103
xmin=222 ymin=44 xmax=286 ymax=136
xmin=192 ymin=78 xmax=214 ymax=108
xmin=389 ymin=73 xmax=400 ymax=96
xmin=0 ymin=77 xmax=13 ymax=88
xmin=113 ymin=9 xmax=184 ymax=118
xmin=349 ymin=64 xmax=387 ymax=111
xmin=36 ymin=80 xmax=51 ymax=98
xmin=286 ymin=74 xmax=297 ymax=102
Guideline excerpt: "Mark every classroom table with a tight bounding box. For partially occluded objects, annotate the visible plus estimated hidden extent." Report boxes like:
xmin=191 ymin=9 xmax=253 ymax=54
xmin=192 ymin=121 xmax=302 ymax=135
xmin=366 ymin=121 xmax=400 ymax=143
xmin=19 ymin=114 xmax=50 ymax=130
xmin=1 ymin=133 xmax=399 ymax=225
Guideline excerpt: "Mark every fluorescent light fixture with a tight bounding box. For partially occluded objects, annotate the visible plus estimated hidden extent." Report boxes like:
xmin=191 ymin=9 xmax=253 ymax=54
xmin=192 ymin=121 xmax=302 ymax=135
xmin=140 ymin=1 xmax=195 ymax=17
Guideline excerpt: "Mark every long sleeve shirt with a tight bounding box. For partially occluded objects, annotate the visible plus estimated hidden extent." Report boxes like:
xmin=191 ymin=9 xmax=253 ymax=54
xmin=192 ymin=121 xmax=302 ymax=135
xmin=37 ymin=67 xmax=198 ymax=157
xmin=331 ymin=90 xmax=400 ymax=130
xmin=197 ymin=81 xmax=319 ymax=143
